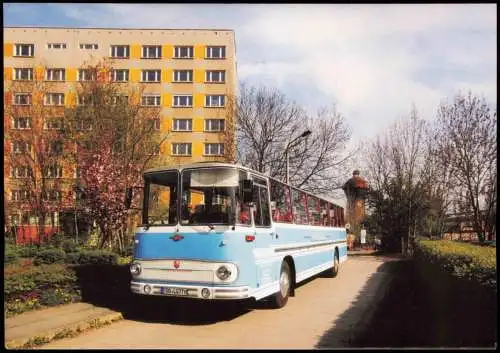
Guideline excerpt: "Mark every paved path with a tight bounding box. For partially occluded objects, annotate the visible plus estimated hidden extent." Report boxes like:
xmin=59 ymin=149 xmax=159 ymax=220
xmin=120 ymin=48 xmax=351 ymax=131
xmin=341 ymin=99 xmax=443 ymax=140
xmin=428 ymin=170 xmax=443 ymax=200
xmin=41 ymin=255 xmax=401 ymax=349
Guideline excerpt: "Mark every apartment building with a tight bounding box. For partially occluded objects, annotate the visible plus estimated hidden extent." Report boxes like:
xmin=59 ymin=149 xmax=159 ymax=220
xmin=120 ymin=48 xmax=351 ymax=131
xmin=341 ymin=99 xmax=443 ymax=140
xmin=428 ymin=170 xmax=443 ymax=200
xmin=3 ymin=27 xmax=237 ymax=240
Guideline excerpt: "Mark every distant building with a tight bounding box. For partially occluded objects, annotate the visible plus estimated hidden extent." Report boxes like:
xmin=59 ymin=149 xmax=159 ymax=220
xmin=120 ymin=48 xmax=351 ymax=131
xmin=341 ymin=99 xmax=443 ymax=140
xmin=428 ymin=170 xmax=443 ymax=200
xmin=342 ymin=170 xmax=369 ymax=241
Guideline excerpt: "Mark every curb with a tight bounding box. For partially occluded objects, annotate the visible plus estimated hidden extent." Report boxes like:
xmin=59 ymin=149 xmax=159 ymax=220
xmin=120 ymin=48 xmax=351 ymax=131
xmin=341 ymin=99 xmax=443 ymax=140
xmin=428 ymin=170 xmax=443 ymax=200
xmin=5 ymin=311 xmax=124 ymax=349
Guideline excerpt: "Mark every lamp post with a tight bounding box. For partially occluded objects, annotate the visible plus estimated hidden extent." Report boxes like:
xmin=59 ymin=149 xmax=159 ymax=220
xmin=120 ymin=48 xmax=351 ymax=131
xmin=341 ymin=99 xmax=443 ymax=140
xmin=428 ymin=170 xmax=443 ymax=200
xmin=285 ymin=130 xmax=311 ymax=185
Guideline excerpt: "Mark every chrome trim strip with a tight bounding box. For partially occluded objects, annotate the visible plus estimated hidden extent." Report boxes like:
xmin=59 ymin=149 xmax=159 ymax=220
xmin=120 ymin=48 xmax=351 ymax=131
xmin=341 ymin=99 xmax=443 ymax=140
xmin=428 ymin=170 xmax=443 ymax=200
xmin=274 ymin=239 xmax=345 ymax=253
xmin=130 ymin=281 xmax=249 ymax=300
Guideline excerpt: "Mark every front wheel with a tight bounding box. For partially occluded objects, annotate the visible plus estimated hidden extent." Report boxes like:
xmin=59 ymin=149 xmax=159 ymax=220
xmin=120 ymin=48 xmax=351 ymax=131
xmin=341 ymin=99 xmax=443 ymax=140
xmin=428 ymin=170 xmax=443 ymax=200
xmin=327 ymin=251 xmax=340 ymax=278
xmin=270 ymin=261 xmax=292 ymax=309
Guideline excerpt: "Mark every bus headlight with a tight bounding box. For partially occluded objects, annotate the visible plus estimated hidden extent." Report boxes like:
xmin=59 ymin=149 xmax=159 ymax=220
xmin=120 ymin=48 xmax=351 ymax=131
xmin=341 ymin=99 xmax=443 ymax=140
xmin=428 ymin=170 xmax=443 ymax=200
xmin=216 ymin=265 xmax=232 ymax=281
xmin=130 ymin=262 xmax=142 ymax=275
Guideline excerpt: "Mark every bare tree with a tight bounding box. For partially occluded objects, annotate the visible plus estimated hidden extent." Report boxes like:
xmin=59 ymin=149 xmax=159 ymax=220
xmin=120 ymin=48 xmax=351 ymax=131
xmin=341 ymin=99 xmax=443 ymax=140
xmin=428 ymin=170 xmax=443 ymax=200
xmin=434 ymin=92 xmax=497 ymax=242
xmin=234 ymin=83 xmax=352 ymax=197
xmin=65 ymin=60 xmax=170 ymax=250
xmin=5 ymin=70 xmax=75 ymax=243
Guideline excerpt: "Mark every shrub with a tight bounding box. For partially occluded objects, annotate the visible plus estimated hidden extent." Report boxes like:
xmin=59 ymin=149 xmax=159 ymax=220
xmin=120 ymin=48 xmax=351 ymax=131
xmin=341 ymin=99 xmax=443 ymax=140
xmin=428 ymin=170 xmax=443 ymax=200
xmin=34 ymin=248 xmax=67 ymax=265
xmin=5 ymin=247 xmax=19 ymax=264
xmin=74 ymin=249 xmax=119 ymax=265
xmin=39 ymin=288 xmax=74 ymax=306
xmin=16 ymin=245 xmax=40 ymax=258
xmin=414 ymin=239 xmax=496 ymax=288
xmin=47 ymin=232 xmax=66 ymax=248
xmin=62 ymin=240 xmax=78 ymax=254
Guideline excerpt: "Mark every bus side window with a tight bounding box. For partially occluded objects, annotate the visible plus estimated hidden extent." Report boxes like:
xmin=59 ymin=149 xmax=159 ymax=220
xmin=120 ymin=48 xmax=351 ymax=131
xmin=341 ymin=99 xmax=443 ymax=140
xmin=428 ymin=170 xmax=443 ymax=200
xmin=259 ymin=187 xmax=271 ymax=227
xmin=270 ymin=179 xmax=292 ymax=223
xmin=252 ymin=185 xmax=262 ymax=226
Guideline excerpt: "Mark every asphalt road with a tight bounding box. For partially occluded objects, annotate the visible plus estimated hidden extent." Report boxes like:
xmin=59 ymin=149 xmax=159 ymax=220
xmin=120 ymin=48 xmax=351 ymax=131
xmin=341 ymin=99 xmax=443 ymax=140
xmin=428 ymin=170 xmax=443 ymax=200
xmin=42 ymin=255 xmax=401 ymax=349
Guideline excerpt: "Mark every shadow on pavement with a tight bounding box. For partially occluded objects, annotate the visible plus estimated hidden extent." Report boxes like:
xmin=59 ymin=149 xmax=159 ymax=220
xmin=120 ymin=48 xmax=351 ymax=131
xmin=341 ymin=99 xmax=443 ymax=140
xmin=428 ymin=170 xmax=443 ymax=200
xmin=72 ymin=264 xmax=256 ymax=325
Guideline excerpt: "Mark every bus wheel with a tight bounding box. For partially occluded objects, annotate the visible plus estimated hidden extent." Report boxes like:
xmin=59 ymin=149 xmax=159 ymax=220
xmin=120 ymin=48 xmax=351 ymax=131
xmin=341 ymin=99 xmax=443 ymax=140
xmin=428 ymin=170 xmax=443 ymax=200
xmin=270 ymin=261 xmax=291 ymax=309
xmin=329 ymin=250 xmax=340 ymax=278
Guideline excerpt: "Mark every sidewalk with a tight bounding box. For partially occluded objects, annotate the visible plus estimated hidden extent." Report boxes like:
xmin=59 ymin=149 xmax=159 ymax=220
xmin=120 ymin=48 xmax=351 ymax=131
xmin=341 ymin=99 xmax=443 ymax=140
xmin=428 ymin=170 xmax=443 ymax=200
xmin=5 ymin=302 xmax=123 ymax=348
xmin=347 ymin=247 xmax=380 ymax=256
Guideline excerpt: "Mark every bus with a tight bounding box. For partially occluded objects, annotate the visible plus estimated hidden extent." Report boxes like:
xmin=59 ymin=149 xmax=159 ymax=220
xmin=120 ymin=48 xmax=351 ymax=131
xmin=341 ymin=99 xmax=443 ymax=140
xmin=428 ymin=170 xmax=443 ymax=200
xmin=127 ymin=162 xmax=347 ymax=308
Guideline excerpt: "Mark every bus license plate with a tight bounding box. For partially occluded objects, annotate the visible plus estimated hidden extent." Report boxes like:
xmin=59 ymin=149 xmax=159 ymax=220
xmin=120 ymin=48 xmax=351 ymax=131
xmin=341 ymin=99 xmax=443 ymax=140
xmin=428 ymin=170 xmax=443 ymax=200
xmin=161 ymin=287 xmax=190 ymax=297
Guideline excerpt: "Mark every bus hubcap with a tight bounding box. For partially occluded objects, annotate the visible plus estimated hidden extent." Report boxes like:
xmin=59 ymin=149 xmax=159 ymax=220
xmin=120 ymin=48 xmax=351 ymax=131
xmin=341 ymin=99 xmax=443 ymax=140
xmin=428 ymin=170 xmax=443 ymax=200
xmin=280 ymin=270 xmax=290 ymax=297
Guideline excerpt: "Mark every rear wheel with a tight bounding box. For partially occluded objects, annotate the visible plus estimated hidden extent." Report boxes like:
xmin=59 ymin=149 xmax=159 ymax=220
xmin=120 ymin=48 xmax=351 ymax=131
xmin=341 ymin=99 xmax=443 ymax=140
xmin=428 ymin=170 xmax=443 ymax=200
xmin=328 ymin=250 xmax=340 ymax=278
xmin=270 ymin=261 xmax=292 ymax=308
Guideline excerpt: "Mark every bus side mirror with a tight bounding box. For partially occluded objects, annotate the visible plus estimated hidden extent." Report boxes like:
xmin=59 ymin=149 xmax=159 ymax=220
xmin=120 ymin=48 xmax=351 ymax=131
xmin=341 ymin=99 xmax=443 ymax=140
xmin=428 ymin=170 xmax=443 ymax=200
xmin=125 ymin=188 xmax=133 ymax=209
xmin=241 ymin=179 xmax=253 ymax=203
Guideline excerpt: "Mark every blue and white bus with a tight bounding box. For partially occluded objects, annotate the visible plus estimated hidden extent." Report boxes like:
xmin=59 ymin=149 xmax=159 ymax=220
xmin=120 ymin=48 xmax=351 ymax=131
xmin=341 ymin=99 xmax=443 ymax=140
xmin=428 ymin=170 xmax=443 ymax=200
xmin=128 ymin=162 xmax=347 ymax=308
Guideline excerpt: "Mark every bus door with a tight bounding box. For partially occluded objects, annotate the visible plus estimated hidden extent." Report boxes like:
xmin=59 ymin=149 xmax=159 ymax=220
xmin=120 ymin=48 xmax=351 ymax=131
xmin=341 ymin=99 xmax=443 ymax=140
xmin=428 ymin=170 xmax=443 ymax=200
xmin=251 ymin=175 xmax=276 ymax=287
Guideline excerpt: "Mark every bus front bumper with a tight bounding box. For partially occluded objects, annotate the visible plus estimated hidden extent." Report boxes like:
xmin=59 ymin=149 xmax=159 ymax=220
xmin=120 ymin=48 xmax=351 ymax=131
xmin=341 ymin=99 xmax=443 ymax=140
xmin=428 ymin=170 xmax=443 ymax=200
xmin=130 ymin=281 xmax=250 ymax=300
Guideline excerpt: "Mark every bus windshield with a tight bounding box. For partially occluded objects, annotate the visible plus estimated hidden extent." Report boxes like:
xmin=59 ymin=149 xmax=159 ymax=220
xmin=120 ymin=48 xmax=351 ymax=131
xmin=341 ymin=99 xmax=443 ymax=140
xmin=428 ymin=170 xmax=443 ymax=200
xmin=181 ymin=167 xmax=242 ymax=226
xmin=143 ymin=170 xmax=179 ymax=226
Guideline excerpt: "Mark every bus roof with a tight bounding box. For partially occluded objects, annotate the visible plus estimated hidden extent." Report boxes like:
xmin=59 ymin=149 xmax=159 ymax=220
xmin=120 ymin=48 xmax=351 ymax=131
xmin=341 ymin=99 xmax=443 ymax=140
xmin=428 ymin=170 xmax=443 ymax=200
xmin=144 ymin=162 xmax=343 ymax=208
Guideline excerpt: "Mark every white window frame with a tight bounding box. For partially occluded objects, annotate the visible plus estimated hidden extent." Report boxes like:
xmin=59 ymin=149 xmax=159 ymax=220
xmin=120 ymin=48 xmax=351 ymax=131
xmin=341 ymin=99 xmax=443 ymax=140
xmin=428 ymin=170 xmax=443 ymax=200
xmin=112 ymin=95 xmax=129 ymax=105
xmin=204 ymin=143 xmax=225 ymax=156
xmin=205 ymin=95 xmax=225 ymax=108
xmin=14 ymin=93 xmax=32 ymax=106
xmin=79 ymin=43 xmax=98 ymax=50
xmin=205 ymin=46 xmax=226 ymax=59
xmin=13 ymin=117 xmax=32 ymax=130
xmin=14 ymin=44 xmax=34 ymax=57
xmin=14 ymin=68 xmax=33 ymax=81
xmin=141 ymin=94 xmax=161 ymax=107
xmin=46 ymin=68 xmax=66 ymax=81
xmin=78 ymin=69 xmax=96 ymax=81
xmin=47 ymin=43 xmax=67 ymax=49
xmin=204 ymin=119 xmax=225 ymax=132
xmin=173 ymin=70 xmax=193 ymax=83
xmin=12 ymin=141 xmax=32 ymax=154
xmin=205 ymin=70 xmax=226 ymax=83
xmin=152 ymin=118 xmax=161 ymax=131
xmin=174 ymin=46 xmax=193 ymax=59
xmin=78 ymin=95 xmax=93 ymax=106
xmin=110 ymin=45 xmax=130 ymax=58
xmin=44 ymin=93 xmax=65 ymax=106
xmin=152 ymin=145 xmax=161 ymax=156
xmin=44 ymin=117 xmax=64 ymax=130
xmin=142 ymin=45 xmax=162 ymax=59
xmin=172 ymin=143 xmax=192 ymax=156
xmin=44 ymin=165 xmax=63 ymax=179
xmin=141 ymin=70 xmax=161 ymax=83
xmin=111 ymin=69 xmax=129 ymax=82
xmin=76 ymin=120 xmax=93 ymax=131
xmin=43 ymin=190 xmax=62 ymax=202
xmin=172 ymin=119 xmax=193 ymax=132
xmin=11 ymin=190 xmax=32 ymax=201
xmin=173 ymin=95 xmax=193 ymax=108
xmin=12 ymin=166 xmax=33 ymax=178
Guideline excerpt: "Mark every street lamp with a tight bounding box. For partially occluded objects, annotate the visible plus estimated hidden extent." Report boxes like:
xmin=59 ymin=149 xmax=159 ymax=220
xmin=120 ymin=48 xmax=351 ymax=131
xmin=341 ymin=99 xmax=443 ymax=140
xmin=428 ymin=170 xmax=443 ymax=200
xmin=285 ymin=130 xmax=312 ymax=185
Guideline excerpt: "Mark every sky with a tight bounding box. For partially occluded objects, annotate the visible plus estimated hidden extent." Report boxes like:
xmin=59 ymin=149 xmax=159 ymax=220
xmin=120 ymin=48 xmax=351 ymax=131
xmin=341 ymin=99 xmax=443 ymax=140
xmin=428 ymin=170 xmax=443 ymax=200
xmin=3 ymin=3 xmax=497 ymax=146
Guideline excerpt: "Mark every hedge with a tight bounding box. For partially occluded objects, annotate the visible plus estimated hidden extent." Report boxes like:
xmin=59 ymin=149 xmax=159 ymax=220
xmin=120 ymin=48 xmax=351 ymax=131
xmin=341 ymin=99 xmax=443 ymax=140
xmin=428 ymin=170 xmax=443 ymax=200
xmin=64 ymin=249 xmax=119 ymax=265
xmin=34 ymin=248 xmax=67 ymax=265
xmin=414 ymin=239 xmax=496 ymax=288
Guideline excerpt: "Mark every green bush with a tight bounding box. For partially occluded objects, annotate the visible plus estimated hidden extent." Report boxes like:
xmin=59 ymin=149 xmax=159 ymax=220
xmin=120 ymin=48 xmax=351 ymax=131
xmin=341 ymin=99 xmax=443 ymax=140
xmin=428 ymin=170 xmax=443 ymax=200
xmin=16 ymin=245 xmax=41 ymax=258
xmin=34 ymin=248 xmax=67 ymax=265
xmin=414 ymin=239 xmax=496 ymax=288
xmin=47 ymin=232 xmax=66 ymax=248
xmin=62 ymin=240 xmax=78 ymax=254
xmin=75 ymin=249 xmax=119 ymax=265
xmin=5 ymin=247 xmax=19 ymax=264
xmin=39 ymin=288 xmax=74 ymax=306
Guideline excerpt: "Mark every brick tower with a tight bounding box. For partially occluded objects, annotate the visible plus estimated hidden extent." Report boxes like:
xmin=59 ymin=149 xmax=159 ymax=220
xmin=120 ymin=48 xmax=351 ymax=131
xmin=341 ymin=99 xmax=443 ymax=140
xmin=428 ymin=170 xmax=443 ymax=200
xmin=342 ymin=170 xmax=368 ymax=239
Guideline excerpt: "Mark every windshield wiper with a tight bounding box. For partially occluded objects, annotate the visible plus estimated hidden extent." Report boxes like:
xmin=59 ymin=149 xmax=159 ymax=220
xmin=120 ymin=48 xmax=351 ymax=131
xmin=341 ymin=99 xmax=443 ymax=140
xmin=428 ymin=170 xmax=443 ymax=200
xmin=207 ymin=223 xmax=215 ymax=230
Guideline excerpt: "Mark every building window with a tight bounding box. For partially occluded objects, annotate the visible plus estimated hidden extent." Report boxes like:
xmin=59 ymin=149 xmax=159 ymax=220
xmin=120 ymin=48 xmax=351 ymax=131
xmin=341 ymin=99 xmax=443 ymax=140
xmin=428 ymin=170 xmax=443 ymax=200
xmin=152 ymin=145 xmax=161 ymax=156
xmin=11 ymin=166 xmax=33 ymax=179
xmin=205 ymin=70 xmax=225 ymax=83
xmin=150 ymin=118 xmax=161 ymax=131
xmin=14 ymin=68 xmax=33 ymax=81
xmin=14 ymin=44 xmax=34 ymax=57
xmin=47 ymin=43 xmax=67 ymax=49
xmin=14 ymin=93 xmax=32 ymax=106
xmin=172 ymin=119 xmax=192 ymax=132
xmin=204 ymin=143 xmax=225 ymax=156
xmin=204 ymin=119 xmax=225 ymax=132
xmin=13 ymin=117 xmax=32 ymax=130
xmin=112 ymin=95 xmax=128 ymax=105
xmin=11 ymin=190 xmax=32 ymax=201
xmin=111 ymin=69 xmax=129 ymax=82
xmin=206 ymin=46 xmax=226 ymax=59
xmin=78 ymin=95 xmax=94 ymax=106
xmin=141 ymin=70 xmax=161 ymax=83
xmin=43 ymin=190 xmax=62 ymax=202
xmin=44 ymin=93 xmax=65 ymax=106
xmin=78 ymin=69 xmax=96 ymax=81
xmin=173 ymin=95 xmax=193 ymax=108
xmin=43 ymin=165 xmax=63 ymax=178
xmin=172 ymin=143 xmax=192 ymax=156
xmin=47 ymin=141 xmax=64 ymax=155
xmin=46 ymin=69 xmax=66 ymax=81
xmin=12 ymin=141 xmax=32 ymax=154
xmin=174 ymin=46 xmax=193 ymax=59
xmin=142 ymin=45 xmax=161 ymax=59
xmin=44 ymin=117 xmax=64 ymax=130
xmin=173 ymin=70 xmax=193 ymax=83
xmin=76 ymin=119 xmax=92 ymax=131
xmin=205 ymin=95 xmax=225 ymax=107
xmin=110 ymin=45 xmax=129 ymax=58
xmin=141 ymin=94 xmax=161 ymax=106
xmin=80 ymin=43 xmax=98 ymax=50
